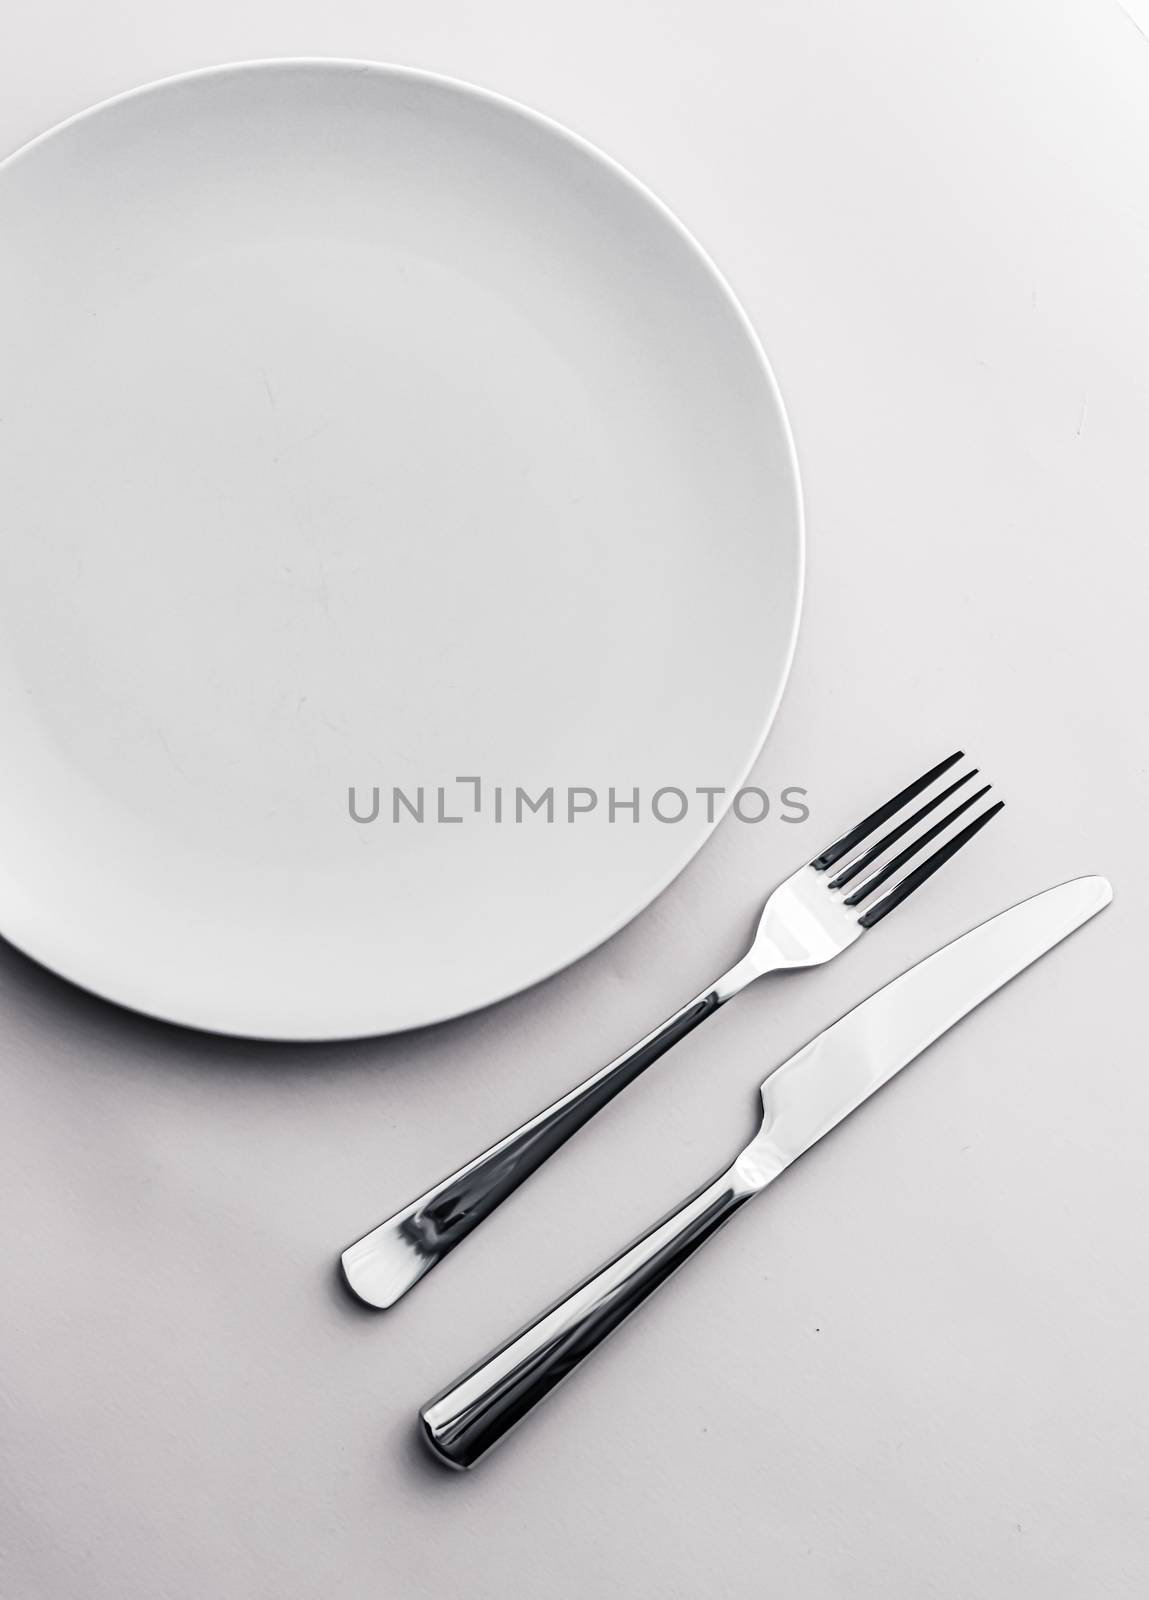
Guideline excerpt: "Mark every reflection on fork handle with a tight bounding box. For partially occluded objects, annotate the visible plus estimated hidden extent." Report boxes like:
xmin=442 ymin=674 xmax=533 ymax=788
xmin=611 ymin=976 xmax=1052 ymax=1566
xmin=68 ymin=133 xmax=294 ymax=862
xmin=339 ymin=953 xmax=762 ymax=1310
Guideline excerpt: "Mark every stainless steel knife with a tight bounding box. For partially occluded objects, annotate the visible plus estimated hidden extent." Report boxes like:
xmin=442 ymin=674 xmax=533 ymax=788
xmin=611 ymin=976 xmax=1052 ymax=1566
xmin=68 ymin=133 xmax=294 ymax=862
xmin=420 ymin=875 xmax=1111 ymax=1468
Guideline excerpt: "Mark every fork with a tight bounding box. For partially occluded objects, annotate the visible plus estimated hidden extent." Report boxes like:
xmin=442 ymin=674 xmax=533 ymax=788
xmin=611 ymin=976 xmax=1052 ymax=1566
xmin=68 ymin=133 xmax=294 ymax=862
xmin=340 ymin=752 xmax=1002 ymax=1309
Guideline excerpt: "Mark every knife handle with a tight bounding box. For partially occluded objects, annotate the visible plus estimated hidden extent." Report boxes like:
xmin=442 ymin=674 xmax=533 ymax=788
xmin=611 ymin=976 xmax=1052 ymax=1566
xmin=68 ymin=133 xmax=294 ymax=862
xmin=340 ymin=957 xmax=759 ymax=1310
xmin=420 ymin=1160 xmax=760 ymax=1468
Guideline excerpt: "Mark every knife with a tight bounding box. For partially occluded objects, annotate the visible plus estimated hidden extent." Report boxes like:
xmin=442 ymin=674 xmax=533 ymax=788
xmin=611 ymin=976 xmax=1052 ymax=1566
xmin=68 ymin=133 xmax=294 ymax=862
xmin=420 ymin=875 xmax=1111 ymax=1468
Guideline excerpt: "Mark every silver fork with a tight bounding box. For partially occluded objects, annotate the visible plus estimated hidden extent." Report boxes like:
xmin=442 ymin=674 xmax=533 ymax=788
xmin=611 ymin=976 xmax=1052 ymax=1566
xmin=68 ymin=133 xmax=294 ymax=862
xmin=340 ymin=752 xmax=1002 ymax=1309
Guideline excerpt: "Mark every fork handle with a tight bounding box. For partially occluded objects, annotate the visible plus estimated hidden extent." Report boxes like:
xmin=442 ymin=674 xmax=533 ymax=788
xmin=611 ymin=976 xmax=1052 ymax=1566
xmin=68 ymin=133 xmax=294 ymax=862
xmin=420 ymin=1160 xmax=760 ymax=1467
xmin=339 ymin=956 xmax=759 ymax=1309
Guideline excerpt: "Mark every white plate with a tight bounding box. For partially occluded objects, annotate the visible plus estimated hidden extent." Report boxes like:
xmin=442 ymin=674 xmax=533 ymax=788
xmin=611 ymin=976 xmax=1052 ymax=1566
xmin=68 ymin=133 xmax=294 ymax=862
xmin=0 ymin=61 xmax=802 ymax=1040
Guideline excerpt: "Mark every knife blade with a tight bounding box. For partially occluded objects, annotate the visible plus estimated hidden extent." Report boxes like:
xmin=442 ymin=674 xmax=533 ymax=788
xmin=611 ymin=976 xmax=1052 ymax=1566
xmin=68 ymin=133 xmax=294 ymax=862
xmin=420 ymin=876 xmax=1111 ymax=1468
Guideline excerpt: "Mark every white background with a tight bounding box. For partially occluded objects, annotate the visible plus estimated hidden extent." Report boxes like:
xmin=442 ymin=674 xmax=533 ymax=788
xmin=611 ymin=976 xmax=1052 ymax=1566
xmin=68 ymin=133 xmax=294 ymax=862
xmin=2 ymin=3 xmax=1148 ymax=1597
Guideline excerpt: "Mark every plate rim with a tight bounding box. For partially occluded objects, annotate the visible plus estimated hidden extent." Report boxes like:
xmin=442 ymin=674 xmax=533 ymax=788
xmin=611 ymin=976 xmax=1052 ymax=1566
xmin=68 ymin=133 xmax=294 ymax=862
xmin=0 ymin=57 xmax=805 ymax=1041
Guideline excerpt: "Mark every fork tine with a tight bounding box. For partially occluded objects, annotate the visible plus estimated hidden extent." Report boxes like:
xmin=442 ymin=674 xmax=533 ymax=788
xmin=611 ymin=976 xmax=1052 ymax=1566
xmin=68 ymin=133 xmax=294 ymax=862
xmin=829 ymin=769 xmax=978 ymax=889
xmin=855 ymin=800 xmax=1005 ymax=929
xmin=843 ymin=784 xmax=993 ymax=906
xmin=811 ymin=752 xmax=964 ymax=872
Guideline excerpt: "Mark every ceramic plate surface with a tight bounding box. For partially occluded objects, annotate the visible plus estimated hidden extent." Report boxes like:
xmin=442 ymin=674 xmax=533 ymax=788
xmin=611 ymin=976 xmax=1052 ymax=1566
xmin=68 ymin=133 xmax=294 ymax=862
xmin=0 ymin=61 xmax=802 ymax=1039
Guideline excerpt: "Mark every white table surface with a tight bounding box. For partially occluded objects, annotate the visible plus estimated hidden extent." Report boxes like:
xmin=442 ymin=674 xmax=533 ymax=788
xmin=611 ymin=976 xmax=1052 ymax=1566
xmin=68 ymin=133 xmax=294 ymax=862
xmin=2 ymin=4 xmax=1147 ymax=1596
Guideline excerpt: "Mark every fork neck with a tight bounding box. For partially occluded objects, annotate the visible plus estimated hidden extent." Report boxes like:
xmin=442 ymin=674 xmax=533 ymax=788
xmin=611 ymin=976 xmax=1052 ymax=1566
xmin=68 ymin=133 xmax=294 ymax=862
xmin=712 ymin=951 xmax=764 ymax=1003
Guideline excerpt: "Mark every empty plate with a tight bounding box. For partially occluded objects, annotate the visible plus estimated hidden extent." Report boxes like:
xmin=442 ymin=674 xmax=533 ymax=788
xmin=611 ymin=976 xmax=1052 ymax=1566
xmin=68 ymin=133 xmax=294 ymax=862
xmin=0 ymin=61 xmax=802 ymax=1039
